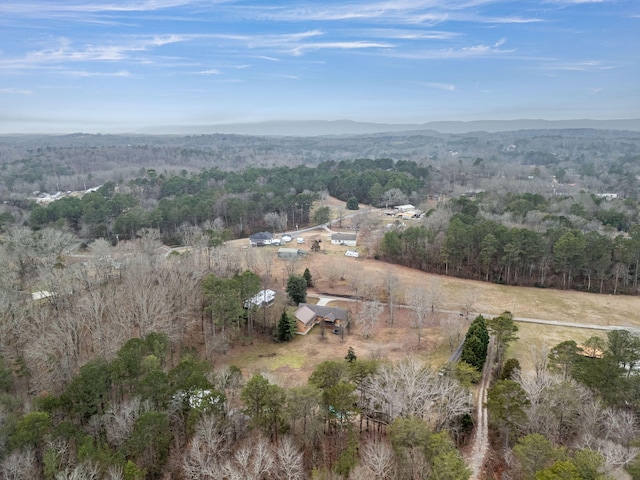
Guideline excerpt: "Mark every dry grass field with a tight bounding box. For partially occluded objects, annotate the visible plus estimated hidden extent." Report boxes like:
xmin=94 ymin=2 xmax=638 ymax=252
xmin=220 ymin=202 xmax=640 ymax=385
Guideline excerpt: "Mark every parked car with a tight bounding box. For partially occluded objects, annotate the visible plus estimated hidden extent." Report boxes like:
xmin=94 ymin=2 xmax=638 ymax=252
xmin=345 ymin=250 xmax=359 ymax=258
xmin=296 ymin=237 xmax=304 ymax=244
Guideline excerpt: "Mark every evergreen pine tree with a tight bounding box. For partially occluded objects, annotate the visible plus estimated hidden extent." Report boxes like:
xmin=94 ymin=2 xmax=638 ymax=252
xmin=345 ymin=346 xmax=357 ymax=363
xmin=303 ymin=268 xmax=314 ymax=287
xmin=277 ymin=311 xmax=296 ymax=342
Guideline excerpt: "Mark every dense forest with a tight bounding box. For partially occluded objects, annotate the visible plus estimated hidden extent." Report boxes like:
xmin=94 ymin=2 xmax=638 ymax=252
xmin=4 ymin=127 xmax=640 ymax=295
xmin=2 ymin=128 xmax=640 ymax=478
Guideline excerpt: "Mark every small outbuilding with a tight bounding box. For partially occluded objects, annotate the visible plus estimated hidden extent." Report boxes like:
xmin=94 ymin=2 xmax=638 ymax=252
xmin=244 ymin=289 xmax=276 ymax=309
xmin=277 ymin=248 xmax=308 ymax=259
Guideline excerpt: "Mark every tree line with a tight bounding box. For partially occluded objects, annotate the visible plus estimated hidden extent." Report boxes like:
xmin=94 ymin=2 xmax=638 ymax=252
xmin=26 ymin=160 xmax=425 ymax=244
xmin=379 ymin=193 xmax=640 ymax=295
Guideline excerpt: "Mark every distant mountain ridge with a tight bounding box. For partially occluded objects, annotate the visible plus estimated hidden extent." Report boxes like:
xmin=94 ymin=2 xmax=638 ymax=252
xmin=143 ymin=118 xmax=640 ymax=136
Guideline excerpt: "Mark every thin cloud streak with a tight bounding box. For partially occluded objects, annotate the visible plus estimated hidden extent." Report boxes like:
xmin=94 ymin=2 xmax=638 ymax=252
xmin=425 ymin=82 xmax=456 ymax=91
xmin=391 ymin=43 xmax=515 ymax=60
xmin=0 ymin=87 xmax=34 ymax=95
xmin=65 ymin=70 xmax=134 ymax=77
xmin=542 ymin=60 xmax=616 ymax=71
xmin=289 ymin=41 xmax=394 ymax=56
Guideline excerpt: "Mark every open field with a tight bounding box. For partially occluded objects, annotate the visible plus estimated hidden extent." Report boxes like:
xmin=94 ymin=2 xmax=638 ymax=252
xmin=220 ymin=206 xmax=640 ymax=384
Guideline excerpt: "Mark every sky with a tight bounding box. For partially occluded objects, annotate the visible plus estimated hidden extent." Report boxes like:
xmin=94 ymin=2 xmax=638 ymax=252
xmin=0 ymin=0 xmax=638 ymax=134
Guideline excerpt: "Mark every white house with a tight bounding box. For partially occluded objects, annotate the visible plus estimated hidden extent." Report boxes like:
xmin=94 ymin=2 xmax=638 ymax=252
xmin=330 ymin=232 xmax=357 ymax=247
xmin=394 ymin=204 xmax=415 ymax=213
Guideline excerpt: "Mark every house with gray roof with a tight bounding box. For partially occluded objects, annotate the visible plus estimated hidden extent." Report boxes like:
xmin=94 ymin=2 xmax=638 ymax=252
xmin=249 ymin=231 xmax=274 ymax=246
xmin=293 ymin=303 xmax=350 ymax=335
xmin=330 ymin=232 xmax=357 ymax=247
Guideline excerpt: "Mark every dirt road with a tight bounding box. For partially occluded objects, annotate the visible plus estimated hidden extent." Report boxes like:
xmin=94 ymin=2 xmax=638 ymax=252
xmin=467 ymin=337 xmax=495 ymax=479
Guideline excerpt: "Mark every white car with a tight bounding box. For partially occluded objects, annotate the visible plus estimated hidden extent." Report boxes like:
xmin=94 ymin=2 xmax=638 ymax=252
xmin=296 ymin=237 xmax=304 ymax=244
xmin=345 ymin=250 xmax=359 ymax=258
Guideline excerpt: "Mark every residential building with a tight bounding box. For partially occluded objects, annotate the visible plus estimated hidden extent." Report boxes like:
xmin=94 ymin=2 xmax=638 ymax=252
xmin=330 ymin=232 xmax=357 ymax=247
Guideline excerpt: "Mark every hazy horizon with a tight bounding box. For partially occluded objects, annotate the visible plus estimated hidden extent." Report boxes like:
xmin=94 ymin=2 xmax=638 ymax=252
xmin=2 ymin=118 xmax=640 ymax=137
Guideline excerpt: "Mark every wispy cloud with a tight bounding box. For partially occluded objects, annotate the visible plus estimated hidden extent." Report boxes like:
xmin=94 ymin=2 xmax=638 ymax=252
xmin=0 ymin=0 xmax=199 ymax=16
xmin=359 ymin=28 xmax=459 ymax=41
xmin=542 ymin=60 xmax=615 ymax=71
xmin=65 ymin=69 xmax=133 ymax=77
xmin=23 ymin=34 xmax=189 ymax=64
xmin=0 ymin=87 xmax=33 ymax=95
xmin=249 ymin=3 xmax=447 ymax=24
xmin=198 ymin=69 xmax=221 ymax=75
xmin=479 ymin=16 xmax=542 ymax=24
xmin=543 ymin=0 xmax=609 ymax=4
xmin=246 ymin=1 xmax=541 ymax=26
xmin=289 ymin=41 xmax=393 ymax=56
xmin=394 ymin=40 xmax=514 ymax=60
xmin=589 ymin=87 xmax=602 ymax=95
xmin=425 ymin=82 xmax=455 ymax=91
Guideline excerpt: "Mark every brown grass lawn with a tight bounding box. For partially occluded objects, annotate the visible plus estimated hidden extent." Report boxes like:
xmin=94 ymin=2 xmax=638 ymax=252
xmin=220 ymin=208 xmax=640 ymax=385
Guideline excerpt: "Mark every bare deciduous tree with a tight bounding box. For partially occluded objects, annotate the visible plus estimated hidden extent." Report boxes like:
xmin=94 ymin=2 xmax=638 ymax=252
xmin=220 ymin=436 xmax=275 ymax=480
xmin=425 ymin=278 xmax=443 ymax=313
xmin=460 ymin=286 xmax=477 ymax=320
xmin=0 ymin=448 xmax=39 ymax=480
xmin=102 ymin=397 xmax=148 ymax=449
xmin=274 ymin=435 xmax=305 ymax=480
xmin=258 ymin=248 xmax=276 ymax=284
xmin=441 ymin=315 xmax=465 ymax=353
xmin=528 ymin=343 xmax=548 ymax=379
xmin=362 ymin=358 xmax=471 ymax=431
xmin=357 ymin=439 xmax=396 ymax=480
xmin=183 ymin=414 xmax=230 ymax=479
xmin=519 ymin=373 xmax=598 ymax=445
xmin=55 ymin=461 xmax=101 ymax=480
xmin=26 ymin=307 xmax=88 ymax=391
xmin=264 ymin=212 xmax=285 ymax=232
xmin=116 ymin=261 xmax=178 ymax=340
xmin=408 ymin=287 xmax=431 ymax=346
xmin=283 ymin=256 xmax=300 ymax=277
xmin=78 ymin=285 xmax=125 ymax=359
xmin=358 ymin=300 xmax=382 ymax=339
xmin=602 ymin=407 xmax=639 ymax=448
xmin=384 ymin=273 xmax=401 ymax=326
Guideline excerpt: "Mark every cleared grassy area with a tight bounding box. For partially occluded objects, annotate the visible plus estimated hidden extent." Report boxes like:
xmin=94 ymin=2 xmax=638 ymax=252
xmin=505 ymin=322 xmax=607 ymax=374
xmin=221 ymin=234 xmax=640 ymax=382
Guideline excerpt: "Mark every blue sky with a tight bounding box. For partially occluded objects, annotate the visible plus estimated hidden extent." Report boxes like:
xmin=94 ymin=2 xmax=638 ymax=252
xmin=0 ymin=0 xmax=638 ymax=133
